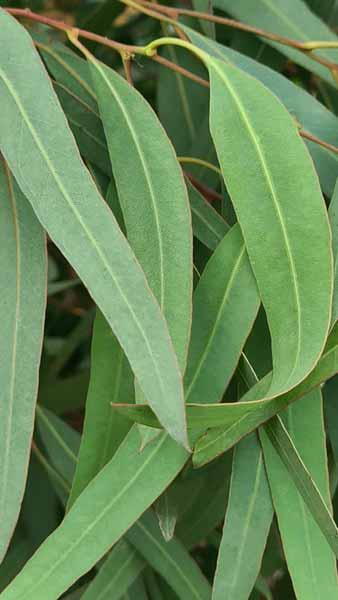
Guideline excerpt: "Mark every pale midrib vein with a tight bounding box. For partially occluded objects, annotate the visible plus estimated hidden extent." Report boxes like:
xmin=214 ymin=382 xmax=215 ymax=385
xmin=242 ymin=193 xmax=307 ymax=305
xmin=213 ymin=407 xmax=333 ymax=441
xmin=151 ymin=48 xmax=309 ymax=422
xmin=95 ymin=550 xmax=140 ymax=600
xmin=53 ymin=80 xmax=100 ymax=118
xmin=135 ymin=520 xmax=206 ymax=600
xmin=14 ymin=433 xmax=169 ymax=599
xmin=0 ymin=166 xmax=21 ymax=529
xmin=226 ymin=452 xmax=264 ymax=594
xmin=93 ymin=60 xmax=166 ymax=311
xmin=211 ymin=61 xmax=302 ymax=386
xmin=185 ymin=245 xmax=246 ymax=399
xmin=194 ymin=413 xmax=250 ymax=457
xmin=0 ymin=67 xmax=169 ymax=407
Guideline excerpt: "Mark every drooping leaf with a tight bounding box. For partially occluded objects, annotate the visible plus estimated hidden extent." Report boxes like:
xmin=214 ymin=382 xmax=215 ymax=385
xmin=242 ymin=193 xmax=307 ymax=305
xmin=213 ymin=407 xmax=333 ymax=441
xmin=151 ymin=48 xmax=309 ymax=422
xmin=329 ymin=180 xmax=338 ymax=326
xmin=0 ymin=10 xmax=188 ymax=449
xmin=126 ymin=510 xmax=212 ymax=600
xmin=184 ymin=26 xmax=338 ymax=197
xmin=81 ymin=540 xmax=145 ymax=600
xmin=68 ymin=310 xmax=133 ymax=507
xmin=205 ymin=55 xmax=332 ymax=397
xmin=87 ymin=53 xmax=193 ymax=372
xmin=0 ymin=159 xmax=47 ymax=563
xmin=191 ymin=0 xmax=215 ymax=38
xmin=86 ymin=50 xmax=192 ymax=447
xmin=213 ymin=0 xmax=338 ymax=84
xmin=184 ymin=224 xmax=259 ymax=404
xmin=212 ymin=434 xmax=273 ymax=600
xmin=261 ymin=394 xmax=338 ymax=574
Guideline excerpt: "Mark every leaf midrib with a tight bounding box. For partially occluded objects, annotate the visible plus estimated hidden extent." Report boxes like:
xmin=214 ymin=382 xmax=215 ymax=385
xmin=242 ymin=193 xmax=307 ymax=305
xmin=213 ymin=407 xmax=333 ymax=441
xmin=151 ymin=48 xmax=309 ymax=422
xmin=210 ymin=60 xmax=302 ymax=388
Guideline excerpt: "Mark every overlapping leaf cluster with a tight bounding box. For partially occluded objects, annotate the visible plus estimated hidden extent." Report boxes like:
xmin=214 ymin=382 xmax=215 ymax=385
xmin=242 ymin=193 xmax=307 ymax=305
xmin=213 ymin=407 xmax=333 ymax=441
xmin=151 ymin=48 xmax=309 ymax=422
xmin=0 ymin=1 xmax=338 ymax=599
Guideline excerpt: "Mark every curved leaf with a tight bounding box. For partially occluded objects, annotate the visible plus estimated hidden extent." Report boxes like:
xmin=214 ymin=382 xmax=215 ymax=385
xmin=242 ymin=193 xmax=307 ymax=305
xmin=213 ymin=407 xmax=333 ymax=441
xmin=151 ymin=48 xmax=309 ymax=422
xmin=0 ymin=159 xmax=47 ymax=563
xmin=0 ymin=10 xmax=188 ymax=449
xmin=207 ymin=57 xmax=332 ymax=395
xmin=329 ymin=180 xmax=338 ymax=326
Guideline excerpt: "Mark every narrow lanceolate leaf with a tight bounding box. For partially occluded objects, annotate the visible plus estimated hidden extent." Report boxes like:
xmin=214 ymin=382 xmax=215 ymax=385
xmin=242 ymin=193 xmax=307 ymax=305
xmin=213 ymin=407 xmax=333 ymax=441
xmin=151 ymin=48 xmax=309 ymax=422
xmin=68 ymin=311 xmax=134 ymax=507
xmin=185 ymin=27 xmax=338 ymax=197
xmin=0 ymin=11 xmax=188 ymax=449
xmin=0 ymin=428 xmax=188 ymax=600
xmin=261 ymin=391 xmax=338 ymax=596
xmin=208 ymin=57 xmax=332 ymax=396
xmin=126 ymin=511 xmax=211 ymax=600
xmin=0 ymin=159 xmax=47 ymax=563
xmin=212 ymin=434 xmax=273 ymax=600
xmin=184 ymin=224 xmax=260 ymax=404
xmin=81 ymin=540 xmax=145 ymax=600
xmin=213 ymin=0 xmax=338 ymax=84
xmin=87 ymin=50 xmax=192 ymax=448
xmin=329 ymin=181 xmax=338 ymax=326
xmin=187 ymin=180 xmax=229 ymax=251
xmin=87 ymin=53 xmax=193 ymax=371
xmin=192 ymin=0 xmax=215 ymax=38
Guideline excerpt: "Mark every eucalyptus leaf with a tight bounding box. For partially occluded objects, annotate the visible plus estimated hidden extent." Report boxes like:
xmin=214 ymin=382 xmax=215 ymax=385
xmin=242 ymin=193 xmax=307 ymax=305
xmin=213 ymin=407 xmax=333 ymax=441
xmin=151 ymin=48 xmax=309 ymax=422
xmin=0 ymin=159 xmax=47 ymax=563
xmin=0 ymin=10 xmax=188 ymax=449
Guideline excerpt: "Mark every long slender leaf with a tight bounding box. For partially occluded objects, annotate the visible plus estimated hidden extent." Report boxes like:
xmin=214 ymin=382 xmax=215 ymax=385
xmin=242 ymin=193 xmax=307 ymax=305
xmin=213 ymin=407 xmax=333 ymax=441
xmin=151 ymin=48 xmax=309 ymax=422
xmin=329 ymin=180 xmax=338 ymax=326
xmin=184 ymin=224 xmax=260 ymax=404
xmin=207 ymin=56 xmax=332 ymax=395
xmin=0 ymin=10 xmax=188 ymax=449
xmin=212 ymin=434 xmax=273 ymax=600
xmin=82 ymin=540 xmax=145 ymax=600
xmin=185 ymin=27 xmax=338 ymax=196
xmin=187 ymin=179 xmax=229 ymax=251
xmin=68 ymin=311 xmax=133 ymax=507
xmin=261 ymin=391 xmax=338 ymax=598
xmin=0 ymin=159 xmax=47 ymax=563
xmin=213 ymin=0 xmax=338 ymax=84
xmin=88 ymin=53 xmax=193 ymax=371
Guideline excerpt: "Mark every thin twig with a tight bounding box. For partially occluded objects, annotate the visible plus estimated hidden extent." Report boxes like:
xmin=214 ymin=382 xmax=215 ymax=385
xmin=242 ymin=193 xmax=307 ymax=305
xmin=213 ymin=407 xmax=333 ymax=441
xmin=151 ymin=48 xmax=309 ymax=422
xmin=6 ymin=7 xmax=338 ymax=157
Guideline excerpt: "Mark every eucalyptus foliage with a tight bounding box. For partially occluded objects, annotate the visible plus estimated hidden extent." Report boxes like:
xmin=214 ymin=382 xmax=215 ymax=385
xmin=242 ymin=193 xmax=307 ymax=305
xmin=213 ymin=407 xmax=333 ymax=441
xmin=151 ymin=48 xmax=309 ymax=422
xmin=0 ymin=1 xmax=338 ymax=599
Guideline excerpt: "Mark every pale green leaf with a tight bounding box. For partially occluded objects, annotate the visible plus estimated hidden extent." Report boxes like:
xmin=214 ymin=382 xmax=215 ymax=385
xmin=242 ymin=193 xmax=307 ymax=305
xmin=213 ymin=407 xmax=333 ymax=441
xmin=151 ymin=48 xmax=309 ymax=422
xmin=212 ymin=434 xmax=273 ymax=600
xmin=0 ymin=159 xmax=47 ymax=563
xmin=329 ymin=180 xmax=338 ymax=326
xmin=0 ymin=10 xmax=188 ymax=449
xmin=261 ymin=391 xmax=338 ymax=598
xmin=207 ymin=57 xmax=332 ymax=395
xmin=187 ymin=179 xmax=229 ymax=251
xmin=68 ymin=311 xmax=133 ymax=508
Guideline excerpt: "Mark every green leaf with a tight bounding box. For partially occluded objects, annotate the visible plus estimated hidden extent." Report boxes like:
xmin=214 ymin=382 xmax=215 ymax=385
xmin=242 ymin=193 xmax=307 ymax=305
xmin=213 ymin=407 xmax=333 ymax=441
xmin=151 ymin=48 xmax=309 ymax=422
xmin=184 ymin=224 xmax=260 ymax=404
xmin=0 ymin=428 xmax=188 ymax=599
xmin=329 ymin=180 xmax=338 ymax=326
xmin=126 ymin=511 xmax=211 ymax=600
xmin=0 ymin=159 xmax=47 ymax=563
xmin=88 ymin=54 xmax=193 ymax=372
xmin=68 ymin=311 xmax=134 ymax=507
xmin=81 ymin=540 xmax=145 ymax=600
xmin=0 ymin=10 xmax=188 ymax=449
xmin=213 ymin=0 xmax=338 ymax=84
xmin=261 ymin=393 xmax=338 ymax=585
xmin=207 ymin=57 xmax=332 ymax=395
xmin=184 ymin=26 xmax=338 ymax=196
xmin=187 ymin=179 xmax=229 ymax=251
xmin=212 ymin=434 xmax=273 ymax=600
xmin=192 ymin=322 xmax=338 ymax=466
